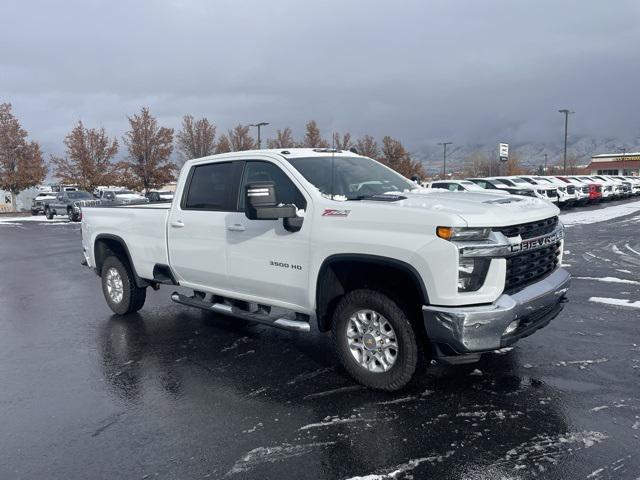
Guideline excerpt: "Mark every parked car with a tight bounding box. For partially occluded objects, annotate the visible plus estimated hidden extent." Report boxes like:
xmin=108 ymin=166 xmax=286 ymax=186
xmin=554 ymin=176 xmax=590 ymax=204
xmin=574 ymin=176 xmax=615 ymax=200
xmin=535 ymin=176 xmax=577 ymax=207
xmin=81 ymin=148 xmax=570 ymax=391
xmin=31 ymin=191 xmax=57 ymax=215
xmin=44 ymin=190 xmax=100 ymax=221
xmin=427 ymin=180 xmax=505 ymax=193
xmin=98 ymin=189 xmax=149 ymax=205
xmin=515 ymin=176 xmax=560 ymax=204
xmin=146 ymin=191 xmax=175 ymax=202
xmin=466 ymin=178 xmax=536 ymax=197
xmin=623 ymin=176 xmax=640 ymax=195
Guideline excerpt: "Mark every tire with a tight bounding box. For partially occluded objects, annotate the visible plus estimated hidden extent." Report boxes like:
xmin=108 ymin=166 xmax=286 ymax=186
xmin=31 ymin=209 xmax=38 ymax=216
xmin=332 ymin=289 xmax=419 ymax=391
xmin=45 ymin=207 xmax=53 ymax=220
xmin=67 ymin=208 xmax=80 ymax=222
xmin=101 ymin=255 xmax=147 ymax=315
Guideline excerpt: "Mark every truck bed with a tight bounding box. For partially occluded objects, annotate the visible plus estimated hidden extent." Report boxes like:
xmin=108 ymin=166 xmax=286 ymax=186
xmin=82 ymin=203 xmax=171 ymax=280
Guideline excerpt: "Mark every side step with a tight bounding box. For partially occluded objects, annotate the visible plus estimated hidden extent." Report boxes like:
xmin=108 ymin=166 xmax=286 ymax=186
xmin=170 ymin=292 xmax=310 ymax=333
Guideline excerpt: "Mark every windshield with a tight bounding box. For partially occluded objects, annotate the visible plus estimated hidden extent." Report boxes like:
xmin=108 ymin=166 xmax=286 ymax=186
xmin=509 ymin=177 xmax=528 ymax=184
xmin=68 ymin=191 xmax=93 ymax=199
xmin=460 ymin=181 xmax=484 ymax=191
xmin=493 ymin=178 xmax=514 ymax=186
xmin=533 ymin=177 xmax=552 ymax=184
xmin=286 ymin=156 xmax=415 ymax=200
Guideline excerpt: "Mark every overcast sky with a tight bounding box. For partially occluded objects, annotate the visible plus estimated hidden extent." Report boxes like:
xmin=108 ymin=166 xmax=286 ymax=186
xmin=2 ymin=0 xmax=640 ymax=158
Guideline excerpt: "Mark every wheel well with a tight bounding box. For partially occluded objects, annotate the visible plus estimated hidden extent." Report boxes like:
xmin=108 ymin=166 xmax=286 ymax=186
xmin=316 ymin=256 xmax=428 ymax=332
xmin=94 ymin=236 xmax=148 ymax=288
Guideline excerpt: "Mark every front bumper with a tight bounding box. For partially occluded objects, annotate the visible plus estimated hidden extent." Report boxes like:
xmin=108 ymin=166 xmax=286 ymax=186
xmin=422 ymin=267 xmax=570 ymax=362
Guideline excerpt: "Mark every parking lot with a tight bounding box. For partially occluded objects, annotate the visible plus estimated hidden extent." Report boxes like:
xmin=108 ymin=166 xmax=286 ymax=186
xmin=1 ymin=200 xmax=639 ymax=480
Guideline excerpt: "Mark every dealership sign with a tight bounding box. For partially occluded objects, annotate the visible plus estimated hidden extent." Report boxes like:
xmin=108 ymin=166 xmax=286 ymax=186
xmin=499 ymin=143 xmax=509 ymax=162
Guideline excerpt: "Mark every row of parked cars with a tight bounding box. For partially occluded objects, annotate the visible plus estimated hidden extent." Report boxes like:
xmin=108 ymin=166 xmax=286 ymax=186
xmin=427 ymin=174 xmax=640 ymax=207
xmin=31 ymin=188 xmax=174 ymax=221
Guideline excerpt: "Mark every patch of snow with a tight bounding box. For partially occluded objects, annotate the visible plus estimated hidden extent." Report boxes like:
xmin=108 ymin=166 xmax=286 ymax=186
xmin=221 ymin=336 xmax=250 ymax=352
xmin=303 ymin=385 xmax=363 ymax=400
xmin=589 ymin=297 xmax=640 ymax=309
xmin=226 ymin=441 xmax=335 ymax=475
xmin=469 ymin=369 xmax=483 ymax=376
xmin=0 ymin=216 xmax=67 ymax=223
xmin=574 ymin=276 xmax=640 ymax=285
xmin=625 ymin=243 xmax=640 ymax=256
xmin=616 ymin=269 xmax=632 ymax=274
xmin=299 ymin=415 xmax=372 ymax=430
xmin=378 ymin=396 xmax=417 ymax=405
xmin=286 ymin=367 xmax=333 ymax=385
xmin=493 ymin=347 xmax=514 ymax=355
xmin=611 ymin=245 xmax=625 ymax=255
xmin=560 ymin=200 xmax=640 ymax=226
xmin=344 ymin=451 xmax=455 ymax=480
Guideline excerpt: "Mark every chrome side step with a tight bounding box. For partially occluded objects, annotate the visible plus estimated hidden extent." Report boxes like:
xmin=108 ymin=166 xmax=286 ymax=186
xmin=170 ymin=292 xmax=310 ymax=333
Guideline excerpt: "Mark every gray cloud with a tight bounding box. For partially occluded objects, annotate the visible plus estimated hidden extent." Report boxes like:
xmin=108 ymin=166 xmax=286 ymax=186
xmin=2 ymin=0 xmax=639 ymax=158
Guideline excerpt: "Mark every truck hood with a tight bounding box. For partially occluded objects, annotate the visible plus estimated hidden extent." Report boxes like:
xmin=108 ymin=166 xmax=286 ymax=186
xmin=374 ymin=190 xmax=559 ymax=227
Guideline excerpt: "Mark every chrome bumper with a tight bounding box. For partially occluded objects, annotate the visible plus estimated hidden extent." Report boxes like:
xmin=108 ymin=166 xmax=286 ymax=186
xmin=422 ymin=268 xmax=570 ymax=361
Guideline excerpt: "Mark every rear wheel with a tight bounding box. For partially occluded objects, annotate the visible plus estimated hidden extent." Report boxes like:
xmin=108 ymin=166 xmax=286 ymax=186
xmin=101 ymin=255 xmax=146 ymax=315
xmin=332 ymin=289 xmax=419 ymax=391
xmin=45 ymin=207 xmax=53 ymax=220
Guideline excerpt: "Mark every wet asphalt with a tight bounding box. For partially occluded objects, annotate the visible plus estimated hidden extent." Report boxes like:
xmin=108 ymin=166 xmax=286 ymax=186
xmin=1 ymin=200 xmax=639 ymax=480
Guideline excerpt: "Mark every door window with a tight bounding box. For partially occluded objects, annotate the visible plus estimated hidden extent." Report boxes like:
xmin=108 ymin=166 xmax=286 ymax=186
xmin=239 ymin=161 xmax=307 ymax=210
xmin=183 ymin=162 xmax=243 ymax=211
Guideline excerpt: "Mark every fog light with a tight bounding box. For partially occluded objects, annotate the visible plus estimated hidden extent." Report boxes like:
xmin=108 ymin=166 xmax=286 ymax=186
xmin=504 ymin=320 xmax=519 ymax=335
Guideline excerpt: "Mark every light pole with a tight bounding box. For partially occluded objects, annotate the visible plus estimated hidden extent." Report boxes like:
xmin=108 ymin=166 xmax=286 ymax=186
xmin=438 ymin=142 xmax=452 ymax=178
xmin=249 ymin=122 xmax=269 ymax=149
xmin=558 ymin=109 xmax=574 ymax=174
xmin=544 ymin=153 xmax=548 ymax=174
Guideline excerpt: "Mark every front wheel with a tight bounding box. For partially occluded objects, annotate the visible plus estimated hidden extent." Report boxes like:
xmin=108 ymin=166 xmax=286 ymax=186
xmin=45 ymin=207 xmax=53 ymax=220
xmin=332 ymin=289 xmax=419 ymax=391
xmin=101 ymin=256 xmax=147 ymax=315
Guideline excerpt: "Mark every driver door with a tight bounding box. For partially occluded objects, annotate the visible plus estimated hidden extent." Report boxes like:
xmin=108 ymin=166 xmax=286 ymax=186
xmin=225 ymin=160 xmax=311 ymax=309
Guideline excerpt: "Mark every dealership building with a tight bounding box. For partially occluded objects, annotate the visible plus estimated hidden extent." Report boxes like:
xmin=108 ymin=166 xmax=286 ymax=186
xmin=587 ymin=152 xmax=640 ymax=176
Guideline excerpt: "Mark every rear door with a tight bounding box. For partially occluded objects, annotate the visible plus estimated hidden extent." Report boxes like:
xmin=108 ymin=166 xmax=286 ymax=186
xmin=167 ymin=160 xmax=244 ymax=291
xmin=225 ymin=159 xmax=312 ymax=309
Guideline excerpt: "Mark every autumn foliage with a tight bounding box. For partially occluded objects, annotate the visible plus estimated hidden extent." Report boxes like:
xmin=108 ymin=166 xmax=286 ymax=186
xmin=176 ymin=115 xmax=217 ymax=162
xmin=0 ymin=103 xmax=47 ymax=209
xmin=121 ymin=107 xmax=176 ymax=192
xmin=51 ymin=121 xmax=120 ymax=192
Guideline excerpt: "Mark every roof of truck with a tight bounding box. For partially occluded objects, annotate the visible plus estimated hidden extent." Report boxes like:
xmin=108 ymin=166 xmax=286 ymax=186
xmin=184 ymin=148 xmax=364 ymax=168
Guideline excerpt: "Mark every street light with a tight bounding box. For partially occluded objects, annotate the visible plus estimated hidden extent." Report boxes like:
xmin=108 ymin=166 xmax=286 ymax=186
xmin=249 ymin=122 xmax=269 ymax=149
xmin=438 ymin=142 xmax=452 ymax=178
xmin=558 ymin=109 xmax=574 ymax=174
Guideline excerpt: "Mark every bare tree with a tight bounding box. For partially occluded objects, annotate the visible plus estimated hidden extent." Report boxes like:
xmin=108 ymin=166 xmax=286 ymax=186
xmin=0 ymin=103 xmax=47 ymax=210
xmin=176 ymin=115 xmax=216 ymax=163
xmin=380 ymin=136 xmax=426 ymax=179
xmin=215 ymin=134 xmax=232 ymax=153
xmin=51 ymin=121 xmax=120 ymax=192
xmin=355 ymin=135 xmax=381 ymax=160
xmin=332 ymin=132 xmax=353 ymax=150
xmin=267 ymin=128 xmax=296 ymax=149
xmin=228 ymin=124 xmax=256 ymax=151
xmin=121 ymin=107 xmax=175 ymax=192
xmin=504 ymin=151 xmax=524 ymax=176
xmin=463 ymin=150 xmax=491 ymax=177
xmin=301 ymin=120 xmax=329 ymax=148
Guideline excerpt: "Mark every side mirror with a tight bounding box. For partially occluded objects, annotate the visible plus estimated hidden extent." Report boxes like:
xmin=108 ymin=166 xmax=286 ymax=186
xmin=245 ymin=181 xmax=297 ymax=221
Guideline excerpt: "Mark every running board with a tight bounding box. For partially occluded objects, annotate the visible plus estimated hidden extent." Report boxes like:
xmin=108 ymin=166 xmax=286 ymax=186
xmin=170 ymin=292 xmax=310 ymax=333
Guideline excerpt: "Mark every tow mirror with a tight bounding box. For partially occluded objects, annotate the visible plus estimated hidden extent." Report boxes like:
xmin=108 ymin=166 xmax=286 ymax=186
xmin=245 ymin=181 xmax=297 ymax=221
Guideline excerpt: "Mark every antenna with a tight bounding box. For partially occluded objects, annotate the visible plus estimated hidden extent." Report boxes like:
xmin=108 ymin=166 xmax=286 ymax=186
xmin=330 ymin=132 xmax=335 ymax=200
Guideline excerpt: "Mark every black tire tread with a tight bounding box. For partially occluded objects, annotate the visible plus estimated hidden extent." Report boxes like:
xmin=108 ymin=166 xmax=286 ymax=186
xmin=101 ymin=255 xmax=146 ymax=315
xmin=331 ymin=289 xmax=419 ymax=391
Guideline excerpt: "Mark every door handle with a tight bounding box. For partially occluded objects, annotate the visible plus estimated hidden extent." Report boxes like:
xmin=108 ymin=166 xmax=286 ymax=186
xmin=171 ymin=220 xmax=185 ymax=228
xmin=227 ymin=224 xmax=246 ymax=232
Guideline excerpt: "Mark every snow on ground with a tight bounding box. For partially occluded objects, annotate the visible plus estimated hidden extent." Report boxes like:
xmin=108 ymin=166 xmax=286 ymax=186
xmin=589 ymin=297 xmax=640 ymax=309
xmin=560 ymin=200 xmax=640 ymax=226
xmin=574 ymin=276 xmax=640 ymax=285
xmin=0 ymin=215 xmax=68 ymax=224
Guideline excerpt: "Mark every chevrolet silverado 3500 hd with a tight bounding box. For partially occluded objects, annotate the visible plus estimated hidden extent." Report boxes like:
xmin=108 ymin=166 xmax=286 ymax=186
xmin=81 ymin=148 xmax=570 ymax=390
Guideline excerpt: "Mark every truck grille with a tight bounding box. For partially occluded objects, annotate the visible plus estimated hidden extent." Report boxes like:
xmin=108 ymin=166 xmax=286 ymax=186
xmin=505 ymin=241 xmax=562 ymax=293
xmin=567 ymin=185 xmax=575 ymax=194
xmin=546 ymin=189 xmax=557 ymax=198
xmin=492 ymin=216 xmax=558 ymax=240
xmin=581 ymin=186 xmax=588 ymax=194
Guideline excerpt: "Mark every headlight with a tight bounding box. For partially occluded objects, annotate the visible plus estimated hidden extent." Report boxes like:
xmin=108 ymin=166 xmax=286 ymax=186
xmin=436 ymin=226 xmax=491 ymax=241
xmin=458 ymin=258 xmax=490 ymax=292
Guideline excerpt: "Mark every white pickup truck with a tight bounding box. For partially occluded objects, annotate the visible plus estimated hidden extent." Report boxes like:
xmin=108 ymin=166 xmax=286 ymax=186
xmin=81 ymin=148 xmax=570 ymax=390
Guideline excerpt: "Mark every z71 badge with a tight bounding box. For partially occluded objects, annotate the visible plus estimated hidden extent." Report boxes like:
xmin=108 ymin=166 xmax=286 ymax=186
xmin=322 ymin=209 xmax=350 ymax=217
xmin=510 ymin=230 xmax=564 ymax=253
